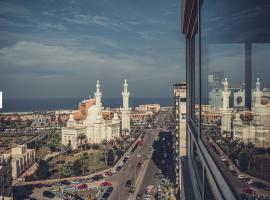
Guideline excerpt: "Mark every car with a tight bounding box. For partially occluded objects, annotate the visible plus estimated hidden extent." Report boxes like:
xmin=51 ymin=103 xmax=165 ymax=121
xmin=243 ymin=188 xmax=256 ymax=196
xmin=70 ymin=180 xmax=80 ymax=184
xmin=92 ymin=175 xmax=103 ymax=181
xmin=125 ymin=180 xmax=132 ymax=187
xmin=136 ymin=193 xmax=143 ymax=200
xmin=61 ymin=180 xmax=70 ymax=185
xmin=77 ymin=184 xmax=88 ymax=190
xmin=240 ymin=193 xmax=250 ymax=200
xmin=106 ymin=186 xmax=113 ymax=193
xmin=102 ymin=192 xmax=110 ymax=199
xmin=44 ymin=183 xmax=53 ymax=187
xmin=43 ymin=191 xmax=55 ymax=198
xmin=237 ymin=174 xmax=246 ymax=179
xmin=137 ymin=154 xmax=141 ymax=158
xmin=123 ymin=157 xmax=128 ymax=163
xmin=105 ymin=171 xmax=113 ymax=176
xmin=116 ymin=166 xmax=122 ymax=171
xmin=230 ymin=170 xmax=237 ymax=176
xmin=100 ymin=181 xmax=112 ymax=187
xmin=64 ymin=186 xmax=77 ymax=192
xmin=35 ymin=183 xmax=44 ymax=188
xmin=137 ymin=162 xmax=142 ymax=168
xmin=49 ymin=187 xmax=61 ymax=193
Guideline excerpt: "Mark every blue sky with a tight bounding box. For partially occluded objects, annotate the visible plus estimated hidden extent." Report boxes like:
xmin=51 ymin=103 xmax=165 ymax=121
xmin=0 ymin=0 xmax=185 ymax=99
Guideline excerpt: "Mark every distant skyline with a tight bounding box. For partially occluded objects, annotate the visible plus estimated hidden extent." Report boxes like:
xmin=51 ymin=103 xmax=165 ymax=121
xmin=0 ymin=0 xmax=185 ymax=99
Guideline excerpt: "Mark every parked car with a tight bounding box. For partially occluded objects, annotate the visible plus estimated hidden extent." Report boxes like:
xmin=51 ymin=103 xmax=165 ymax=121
xmin=61 ymin=180 xmax=70 ymax=185
xmin=70 ymin=180 xmax=80 ymax=184
xmin=106 ymin=186 xmax=113 ymax=193
xmin=77 ymin=184 xmax=88 ymax=190
xmin=116 ymin=166 xmax=122 ymax=171
xmin=243 ymin=188 xmax=256 ymax=196
xmin=100 ymin=181 xmax=112 ymax=187
xmin=64 ymin=186 xmax=77 ymax=192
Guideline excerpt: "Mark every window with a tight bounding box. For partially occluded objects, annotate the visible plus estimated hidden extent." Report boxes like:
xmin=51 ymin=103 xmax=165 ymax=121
xmin=191 ymin=24 xmax=200 ymax=125
xmin=200 ymin=0 xmax=270 ymax=193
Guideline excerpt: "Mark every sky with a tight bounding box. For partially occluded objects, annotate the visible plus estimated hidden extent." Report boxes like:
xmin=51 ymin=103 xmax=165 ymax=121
xmin=0 ymin=0 xmax=185 ymax=99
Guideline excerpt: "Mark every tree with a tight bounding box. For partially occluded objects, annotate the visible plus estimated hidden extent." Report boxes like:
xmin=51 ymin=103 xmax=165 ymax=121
xmin=36 ymin=160 xmax=49 ymax=180
xmin=77 ymin=133 xmax=86 ymax=153
xmin=61 ymin=161 xmax=73 ymax=177
xmin=106 ymin=149 xmax=115 ymax=166
xmin=72 ymin=159 xmax=82 ymax=176
xmin=80 ymin=152 xmax=89 ymax=175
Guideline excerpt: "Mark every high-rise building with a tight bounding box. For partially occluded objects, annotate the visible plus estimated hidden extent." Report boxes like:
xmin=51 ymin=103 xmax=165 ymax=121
xmin=181 ymin=0 xmax=270 ymax=199
xmin=172 ymin=82 xmax=186 ymax=191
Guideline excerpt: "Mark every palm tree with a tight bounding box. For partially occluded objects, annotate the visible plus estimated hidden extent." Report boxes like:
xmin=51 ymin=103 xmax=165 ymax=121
xmin=77 ymin=133 xmax=86 ymax=153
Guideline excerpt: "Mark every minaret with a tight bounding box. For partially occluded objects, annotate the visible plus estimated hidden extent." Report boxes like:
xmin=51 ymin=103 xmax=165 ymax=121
xmin=95 ymin=80 xmax=102 ymax=110
xmin=121 ymin=79 xmax=131 ymax=134
xmin=254 ymin=78 xmax=262 ymax=108
xmin=220 ymin=78 xmax=232 ymax=132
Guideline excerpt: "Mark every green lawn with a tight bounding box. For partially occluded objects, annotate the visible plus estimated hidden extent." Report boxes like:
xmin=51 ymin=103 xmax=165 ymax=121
xmin=49 ymin=149 xmax=108 ymax=178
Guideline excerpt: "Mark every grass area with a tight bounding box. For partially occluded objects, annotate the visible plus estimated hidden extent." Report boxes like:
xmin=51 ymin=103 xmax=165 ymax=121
xmin=48 ymin=149 xmax=108 ymax=178
xmin=35 ymin=146 xmax=51 ymax=160
xmin=245 ymin=154 xmax=270 ymax=182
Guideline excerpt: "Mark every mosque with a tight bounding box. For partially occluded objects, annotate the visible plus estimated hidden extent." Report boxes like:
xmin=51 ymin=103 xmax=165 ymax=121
xmin=61 ymin=80 xmax=131 ymax=149
xmin=220 ymin=78 xmax=270 ymax=147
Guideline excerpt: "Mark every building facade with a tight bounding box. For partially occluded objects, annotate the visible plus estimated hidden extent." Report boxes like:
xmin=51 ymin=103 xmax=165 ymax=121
xmin=11 ymin=145 xmax=35 ymax=179
xmin=0 ymin=154 xmax=12 ymax=199
xmin=62 ymin=80 xmax=121 ymax=149
xmin=181 ymin=0 xmax=270 ymax=199
xmin=61 ymin=80 xmax=131 ymax=149
xmin=172 ymin=82 xmax=187 ymax=189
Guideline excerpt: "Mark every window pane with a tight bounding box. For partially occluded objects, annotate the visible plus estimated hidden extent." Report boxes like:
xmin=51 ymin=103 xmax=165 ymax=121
xmin=200 ymin=0 xmax=270 ymax=194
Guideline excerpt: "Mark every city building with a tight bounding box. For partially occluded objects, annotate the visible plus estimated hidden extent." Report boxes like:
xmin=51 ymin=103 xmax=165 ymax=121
xmin=11 ymin=145 xmax=35 ymax=179
xmin=172 ymin=82 xmax=187 ymax=190
xmin=0 ymin=154 xmax=12 ymax=199
xmin=61 ymin=80 xmax=131 ymax=149
xmin=181 ymin=0 xmax=270 ymax=199
xmin=135 ymin=104 xmax=161 ymax=113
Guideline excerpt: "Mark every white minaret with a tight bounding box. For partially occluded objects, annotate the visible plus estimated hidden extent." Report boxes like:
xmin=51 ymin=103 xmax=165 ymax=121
xmin=95 ymin=80 xmax=102 ymax=110
xmin=121 ymin=79 xmax=131 ymax=134
xmin=220 ymin=78 xmax=232 ymax=132
xmin=253 ymin=78 xmax=262 ymax=108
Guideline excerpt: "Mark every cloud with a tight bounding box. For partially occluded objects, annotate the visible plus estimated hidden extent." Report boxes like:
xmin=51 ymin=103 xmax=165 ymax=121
xmin=0 ymin=2 xmax=30 ymax=15
xmin=64 ymin=14 xmax=120 ymax=29
xmin=38 ymin=23 xmax=68 ymax=31
xmin=0 ymin=41 xmax=155 ymax=77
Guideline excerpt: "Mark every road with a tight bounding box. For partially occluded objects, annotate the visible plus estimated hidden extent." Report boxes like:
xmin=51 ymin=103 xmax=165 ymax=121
xmin=138 ymin=130 xmax=175 ymax=199
xmin=107 ymin=129 xmax=159 ymax=200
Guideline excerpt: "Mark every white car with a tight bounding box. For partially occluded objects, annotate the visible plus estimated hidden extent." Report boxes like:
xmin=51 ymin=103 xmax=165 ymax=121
xmin=237 ymin=174 xmax=245 ymax=179
xmin=137 ymin=154 xmax=141 ymax=158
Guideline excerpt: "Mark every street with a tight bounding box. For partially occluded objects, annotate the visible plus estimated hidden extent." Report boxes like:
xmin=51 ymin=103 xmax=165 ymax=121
xmin=107 ymin=129 xmax=158 ymax=200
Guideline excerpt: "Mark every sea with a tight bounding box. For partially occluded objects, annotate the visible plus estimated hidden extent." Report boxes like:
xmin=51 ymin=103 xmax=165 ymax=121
xmin=1 ymin=97 xmax=172 ymax=113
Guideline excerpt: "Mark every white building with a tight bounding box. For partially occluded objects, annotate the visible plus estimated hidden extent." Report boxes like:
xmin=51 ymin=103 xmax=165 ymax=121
xmin=11 ymin=145 xmax=35 ymax=179
xmin=233 ymin=78 xmax=270 ymax=147
xmin=61 ymin=80 xmax=128 ymax=149
xmin=120 ymin=80 xmax=131 ymax=134
xmin=220 ymin=78 xmax=233 ymax=133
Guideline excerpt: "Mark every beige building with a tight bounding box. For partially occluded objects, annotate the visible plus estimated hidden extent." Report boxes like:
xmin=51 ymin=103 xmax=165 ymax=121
xmin=0 ymin=154 xmax=12 ymax=199
xmin=135 ymin=104 xmax=160 ymax=113
xmin=11 ymin=145 xmax=35 ymax=179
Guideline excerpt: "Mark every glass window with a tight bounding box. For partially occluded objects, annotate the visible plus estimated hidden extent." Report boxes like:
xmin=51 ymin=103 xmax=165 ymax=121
xmin=200 ymin=0 xmax=270 ymax=194
xmin=191 ymin=26 xmax=200 ymax=125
